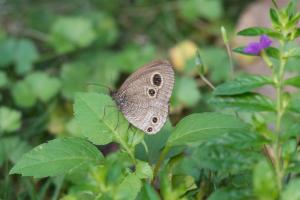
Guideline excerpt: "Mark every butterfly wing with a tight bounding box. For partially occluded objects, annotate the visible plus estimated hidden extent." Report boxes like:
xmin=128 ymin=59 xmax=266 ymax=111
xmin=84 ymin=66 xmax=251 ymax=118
xmin=114 ymin=60 xmax=174 ymax=134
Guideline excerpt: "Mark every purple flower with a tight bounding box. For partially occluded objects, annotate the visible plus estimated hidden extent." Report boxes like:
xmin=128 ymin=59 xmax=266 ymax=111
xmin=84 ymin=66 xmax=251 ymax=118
xmin=243 ymin=35 xmax=272 ymax=55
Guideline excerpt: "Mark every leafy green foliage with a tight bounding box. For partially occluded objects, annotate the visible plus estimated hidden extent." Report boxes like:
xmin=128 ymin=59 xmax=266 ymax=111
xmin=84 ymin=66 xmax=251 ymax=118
xmin=214 ymin=75 xmax=273 ymax=95
xmin=49 ymin=16 xmax=96 ymax=53
xmin=167 ymin=113 xmax=249 ymax=147
xmin=10 ymin=137 xmax=103 ymax=178
xmin=210 ymin=93 xmax=275 ymax=112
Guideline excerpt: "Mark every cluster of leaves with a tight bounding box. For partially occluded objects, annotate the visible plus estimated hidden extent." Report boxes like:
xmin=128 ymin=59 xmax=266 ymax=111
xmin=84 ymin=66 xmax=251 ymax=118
xmin=0 ymin=0 xmax=243 ymax=199
xmin=5 ymin=0 xmax=300 ymax=200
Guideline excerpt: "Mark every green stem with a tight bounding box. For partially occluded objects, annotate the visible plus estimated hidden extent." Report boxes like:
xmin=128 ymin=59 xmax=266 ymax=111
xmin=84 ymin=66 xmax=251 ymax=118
xmin=152 ymin=146 xmax=170 ymax=184
xmin=273 ymin=42 xmax=287 ymax=192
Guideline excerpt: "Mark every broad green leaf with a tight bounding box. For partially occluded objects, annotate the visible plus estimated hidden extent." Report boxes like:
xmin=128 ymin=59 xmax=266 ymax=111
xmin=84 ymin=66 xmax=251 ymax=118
xmin=209 ymin=93 xmax=275 ymax=112
xmin=10 ymin=137 xmax=103 ymax=178
xmin=50 ymin=16 xmax=96 ymax=53
xmin=26 ymin=72 xmax=61 ymax=102
xmin=74 ymin=93 xmax=136 ymax=148
xmin=253 ymin=160 xmax=278 ymax=200
xmin=282 ymin=178 xmax=300 ymax=200
xmin=114 ymin=173 xmax=142 ymax=200
xmin=237 ymin=27 xmax=273 ymax=36
xmin=0 ymin=38 xmax=17 ymax=67
xmin=191 ymin=144 xmax=261 ymax=174
xmin=0 ymin=106 xmax=21 ymax=134
xmin=214 ymin=75 xmax=273 ymax=96
xmin=285 ymin=76 xmax=300 ymax=87
xmin=12 ymin=80 xmax=37 ymax=108
xmin=265 ymin=47 xmax=280 ymax=59
xmin=135 ymin=160 xmax=153 ymax=179
xmin=167 ymin=112 xmax=249 ymax=147
xmin=14 ymin=39 xmax=39 ymax=75
xmin=0 ymin=71 xmax=8 ymax=88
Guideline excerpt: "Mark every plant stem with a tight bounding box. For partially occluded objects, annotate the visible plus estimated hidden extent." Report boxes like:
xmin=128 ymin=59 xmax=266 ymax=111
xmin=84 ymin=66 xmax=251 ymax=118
xmin=273 ymin=41 xmax=287 ymax=192
xmin=152 ymin=145 xmax=170 ymax=185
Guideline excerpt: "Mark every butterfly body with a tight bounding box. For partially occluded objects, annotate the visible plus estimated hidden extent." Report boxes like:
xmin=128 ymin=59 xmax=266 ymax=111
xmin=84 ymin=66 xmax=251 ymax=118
xmin=112 ymin=60 xmax=174 ymax=134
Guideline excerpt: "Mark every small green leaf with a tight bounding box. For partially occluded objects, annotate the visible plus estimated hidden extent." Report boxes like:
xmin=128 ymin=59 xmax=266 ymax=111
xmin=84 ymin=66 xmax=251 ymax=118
xmin=253 ymin=160 xmax=278 ymax=200
xmin=270 ymin=8 xmax=280 ymax=26
xmin=135 ymin=160 xmax=153 ymax=179
xmin=10 ymin=137 xmax=103 ymax=178
xmin=282 ymin=178 xmax=300 ymax=200
xmin=26 ymin=72 xmax=61 ymax=102
xmin=0 ymin=71 xmax=8 ymax=88
xmin=285 ymin=76 xmax=300 ymax=87
xmin=237 ymin=27 xmax=273 ymax=36
xmin=0 ymin=107 xmax=21 ymax=134
xmin=209 ymin=93 xmax=275 ymax=112
xmin=167 ymin=112 xmax=249 ymax=147
xmin=12 ymin=80 xmax=37 ymax=108
xmin=50 ymin=16 xmax=96 ymax=53
xmin=14 ymin=39 xmax=39 ymax=75
xmin=114 ymin=173 xmax=142 ymax=200
xmin=0 ymin=38 xmax=17 ymax=67
xmin=214 ymin=75 xmax=273 ymax=96
xmin=265 ymin=47 xmax=280 ymax=59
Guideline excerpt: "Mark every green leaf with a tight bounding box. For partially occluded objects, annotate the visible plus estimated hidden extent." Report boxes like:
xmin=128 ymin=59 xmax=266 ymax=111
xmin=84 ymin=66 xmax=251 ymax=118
xmin=137 ymin=183 xmax=160 ymax=200
xmin=265 ymin=47 xmax=280 ymax=59
xmin=208 ymin=188 xmax=252 ymax=200
xmin=270 ymin=8 xmax=280 ymax=26
xmin=209 ymin=93 xmax=275 ymax=112
xmin=282 ymin=178 xmax=300 ymax=200
xmin=26 ymin=72 xmax=61 ymax=102
xmin=0 ymin=107 xmax=21 ymax=134
xmin=0 ymin=137 xmax=31 ymax=166
xmin=74 ymin=93 xmax=114 ymax=145
xmin=285 ymin=76 xmax=300 ymax=87
xmin=237 ymin=27 xmax=273 ymax=36
xmin=253 ymin=160 xmax=278 ymax=200
xmin=60 ymin=62 xmax=91 ymax=99
xmin=114 ymin=173 xmax=142 ymax=200
xmin=135 ymin=160 xmax=153 ymax=179
xmin=214 ymin=75 xmax=273 ymax=96
xmin=14 ymin=39 xmax=39 ymax=75
xmin=74 ymin=92 xmax=135 ymax=147
xmin=178 ymin=0 xmax=223 ymax=22
xmin=0 ymin=71 xmax=8 ymax=88
xmin=0 ymin=38 xmax=17 ymax=67
xmin=167 ymin=112 xmax=249 ymax=147
xmin=10 ymin=137 xmax=103 ymax=178
xmin=173 ymin=76 xmax=201 ymax=107
xmin=12 ymin=80 xmax=37 ymax=108
xmin=50 ymin=16 xmax=96 ymax=53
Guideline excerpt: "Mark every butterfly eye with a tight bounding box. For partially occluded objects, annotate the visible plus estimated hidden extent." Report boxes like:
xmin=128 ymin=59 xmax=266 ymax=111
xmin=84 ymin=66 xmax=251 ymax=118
xmin=152 ymin=117 xmax=158 ymax=123
xmin=152 ymin=73 xmax=162 ymax=86
xmin=148 ymin=88 xmax=156 ymax=96
xmin=147 ymin=127 xmax=153 ymax=132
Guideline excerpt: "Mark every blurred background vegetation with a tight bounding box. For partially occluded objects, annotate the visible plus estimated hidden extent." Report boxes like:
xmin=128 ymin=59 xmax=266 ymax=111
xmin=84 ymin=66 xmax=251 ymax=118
xmin=1 ymin=0 xmax=298 ymax=199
